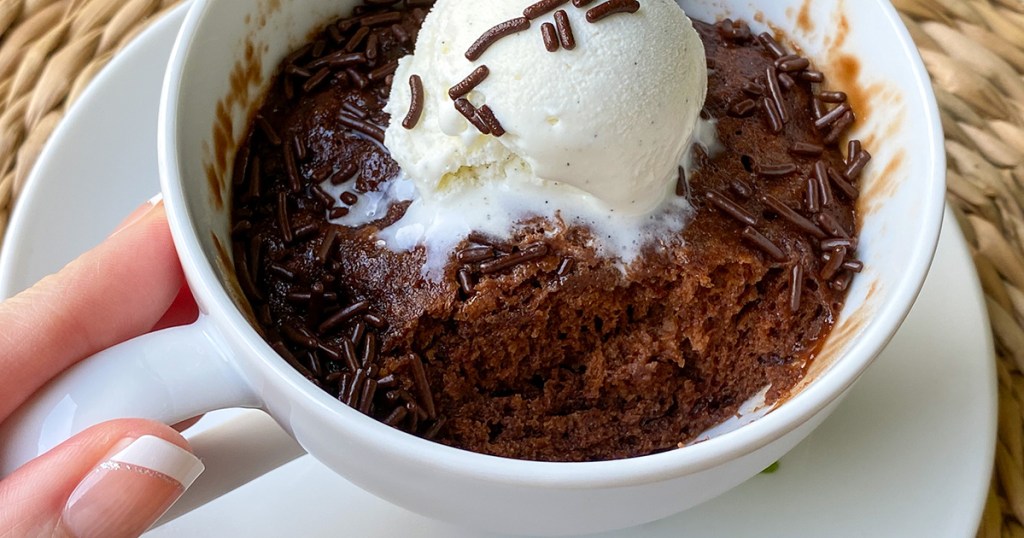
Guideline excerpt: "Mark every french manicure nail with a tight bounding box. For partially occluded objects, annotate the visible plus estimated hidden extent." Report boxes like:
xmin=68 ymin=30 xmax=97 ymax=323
xmin=59 ymin=435 xmax=204 ymax=538
xmin=111 ymin=193 xmax=164 ymax=237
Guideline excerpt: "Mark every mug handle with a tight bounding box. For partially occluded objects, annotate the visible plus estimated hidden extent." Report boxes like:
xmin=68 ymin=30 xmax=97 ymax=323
xmin=0 ymin=314 xmax=261 ymax=476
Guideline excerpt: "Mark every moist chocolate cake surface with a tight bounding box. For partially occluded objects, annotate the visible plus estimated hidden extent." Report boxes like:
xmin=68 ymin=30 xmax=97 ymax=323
xmin=230 ymin=5 xmax=865 ymax=462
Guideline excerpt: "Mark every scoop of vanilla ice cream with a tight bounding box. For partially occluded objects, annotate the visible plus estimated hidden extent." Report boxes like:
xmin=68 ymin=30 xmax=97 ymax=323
xmin=383 ymin=0 xmax=707 ymax=215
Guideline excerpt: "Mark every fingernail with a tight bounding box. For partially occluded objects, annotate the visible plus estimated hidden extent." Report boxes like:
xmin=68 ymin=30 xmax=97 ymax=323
xmin=111 ymin=193 xmax=164 ymax=237
xmin=58 ymin=435 xmax=204 ymax=538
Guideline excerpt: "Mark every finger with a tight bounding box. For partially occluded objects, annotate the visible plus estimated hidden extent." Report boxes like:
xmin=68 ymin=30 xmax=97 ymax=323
xmin=0 ymin=419 xmax=203 ymax=538
xmin=0 ymin=203 xmax=184 ymax=422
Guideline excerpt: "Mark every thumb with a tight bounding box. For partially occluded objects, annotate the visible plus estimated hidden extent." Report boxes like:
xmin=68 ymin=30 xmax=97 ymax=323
xmin=0 ymin=419 xmax=204 ymax=538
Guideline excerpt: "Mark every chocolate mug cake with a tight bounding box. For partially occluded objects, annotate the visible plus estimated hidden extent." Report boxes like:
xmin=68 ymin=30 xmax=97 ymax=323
xmin=229 ymin=0 xmax=868 ymax=462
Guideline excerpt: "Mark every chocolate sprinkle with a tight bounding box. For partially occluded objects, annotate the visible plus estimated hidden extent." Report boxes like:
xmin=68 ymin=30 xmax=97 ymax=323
xmin=778 ymin=72 xmax=796 ymax=91
xmin=811 ymin=97 xmax=826 ymax=120
xmin=756 ymin=162 xmax=797 ymax=178
xmin=361 ymin=332 xmax=378 ymax=367
xmin=729 ymin=98 xmax=757 ymax=118
xmin=273 ymin=342 xmax=315 ymax=380
xmin=449 ymin=65 xmax=490 ymax=100
xmin=818 ymin=90 xmax=847 ymax=103
xmin=307 ymin=51 xmax=366 ymax=70
xmin=283 ymin=143 xmax=302 ymax=193
xmin=557 ymin=257 xmax=575 ymax=277
xmin=340 ymin=191 xmax=359 ymax=206
xmin=675 ymin=166 xmax=688 ymax=197
xmin=844 ymin=149 xmax=871 ymax=181
xmin=765 ymin=66 xmax=788 ymax=123
xmin=233 ymin=244 xmax=263 ymax=301
xmin=814 ymin=102 xmax=851 ymax=131
xmin=821 ymin=237 xmax=858 ymax=251
xmin=759 ymin=193 xmax=827 ymax=239
xmin=340 ymin=338 xmax=360 ymax=371
xmin=707 ymin=190 xmax=757 ymax=226
xmin=277 ymin=192 xmax=293 ymax=243
xmin=820 ymin=246 xmax=847 ymax=280
xmin=245 ymin=155 xmax=262 ymax=201
xmin=458 ymin=245 xmax=496 ymax=263
xmin=524 ymin=0 xmax=570 ymax=19
xmin=741 ymin=226 xmax=787 ymax=262
xmin=554 ymin=10 xmax=576 ymax=50
xmin=360 ymin=12 xmax=402 ymax=27
xmin=847 ymin=140 xmax=862 ymax=165
xmin=477 ymin=105 xmax=506 ymax=137
xmin=319 ymin=300 xmax=370 ymax=334
xmin=283 ymin=324 xmax=317 ymax=349
xmin=383 ymin=406 xmax=408 ymax=427
xmin=805 ymin=176 xmax=820 ymax=213
xmin=457 ymin=267 xmax=475 ymax=295
xmin=338 ymin=113 xmax=385 ymax=143
xmin=778 ymin=56 xmax=810 ymax=72
xmin=256 ymin=115 xmax=281 ymax=146
xmin=816 ymin=212 xmax=850 ymax=238
xmin=774 ymin=54 xmax=799 ymax=68
xmin=479 ymin=243 xmax=550 ymax=274
xmin=345 ymin=26 xmax=370 ymax=52
xmin=760 ymin=96 xmax=783 ymax=133
xmin=351 ymin=321 xmax=367 ymax=347
xmin=814 ymin=160 xmax=834 ymax=207
xmin=830 ymin=272 xmax=853 ymax=292
xmin=827 ymin=166 xmax=859 ymax=199
xmin=454 ymin=98 xmax=492 ymax=135
xmin=757 ymin=32 xmax=787 ymax=59
xmin=368 ymin=60 xmax=399 ymax=82
xmin=466 ymin=17 xmax=531 ymax=61
xmin=789 ymin=264 xmax=803 ymax=312
xmin=423 ymin=417 xmax=447 ymax=439
xmin=790 ymin=142 xmax=824 ymax=157
xmin=402 ymin=74 xmax=425 ymax=129
xmin=742 ymin=80 xmax=765 ymax=96
xmin=585 ymin=0 xmax=640 ymax=23
xmin=843 ymin=259 xmax=864 ymax=273
xmin=799 ymin=70 xmax=825 ymax=83
xmin=824 ymin=111 xmax=855 ymax=145
xmin=358 ymin=378 xmax=378 ymax=414
xmin=541 ymin=22 xmax=559 ymax=52
xmin=408 ymin=354 xmax=437 ymax=419
xmin=731 ymin=178 xmax=753 ymax=199
xmin=302 ymin=68 xmax=331 ymax=92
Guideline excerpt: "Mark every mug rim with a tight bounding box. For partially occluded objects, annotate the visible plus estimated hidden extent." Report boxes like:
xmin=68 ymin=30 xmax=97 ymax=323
xmin=158 ymin=0 xmax=946 ymax=488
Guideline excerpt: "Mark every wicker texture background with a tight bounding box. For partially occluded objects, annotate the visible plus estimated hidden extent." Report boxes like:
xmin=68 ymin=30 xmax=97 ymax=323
xmin=0 ymin=0 xmax=1019 ymax=534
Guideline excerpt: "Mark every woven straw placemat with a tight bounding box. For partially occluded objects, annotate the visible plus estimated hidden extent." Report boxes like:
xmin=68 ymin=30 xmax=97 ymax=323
xmin=0 ymin=0 xmax=1019 ymax=534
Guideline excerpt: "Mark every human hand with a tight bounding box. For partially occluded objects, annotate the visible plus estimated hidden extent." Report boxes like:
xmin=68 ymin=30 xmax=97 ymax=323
xmin=0 ymin=197 xmax=204 ymax=538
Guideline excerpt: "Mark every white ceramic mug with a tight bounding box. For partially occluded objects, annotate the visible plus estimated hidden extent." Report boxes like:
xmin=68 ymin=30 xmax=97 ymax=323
xmin=0 ymin=0 xmax=945 ymax=534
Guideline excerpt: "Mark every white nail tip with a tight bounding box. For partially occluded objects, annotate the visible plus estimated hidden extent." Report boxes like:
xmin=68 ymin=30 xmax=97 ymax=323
xmin=147 ymin=192 xmax=164 ymax=206
xmin=108 ymin=435 xmax=204 ymax=490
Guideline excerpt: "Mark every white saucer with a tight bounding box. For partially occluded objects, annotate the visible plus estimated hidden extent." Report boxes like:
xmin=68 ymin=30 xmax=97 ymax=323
xmin=0 ymin=4 xmax=997 ymax=536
